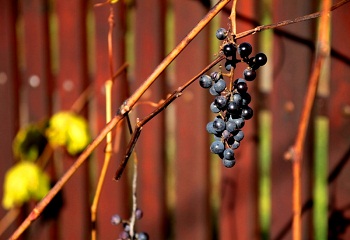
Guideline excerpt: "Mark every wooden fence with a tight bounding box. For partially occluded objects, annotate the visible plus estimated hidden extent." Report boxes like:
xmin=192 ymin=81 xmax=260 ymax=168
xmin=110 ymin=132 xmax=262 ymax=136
xmin=1 ymin=0 xmax=350 ymax=239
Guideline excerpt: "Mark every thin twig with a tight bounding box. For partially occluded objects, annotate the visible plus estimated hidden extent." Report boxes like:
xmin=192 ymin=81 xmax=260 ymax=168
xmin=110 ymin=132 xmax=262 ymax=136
xmin=115 ymin=55 xmax=225 ymax=180
xmin=229 ymin=0 xmax=237 ymax=37
xmin=129 ymin=152 xmax=138 ymax=238
xmin=288 ymin=1 xmax=331 ymax=240
xmin=91 ymin=4 xmax=118 ymax=240
xmin=235 ymin=0 xmax=349 ymax=40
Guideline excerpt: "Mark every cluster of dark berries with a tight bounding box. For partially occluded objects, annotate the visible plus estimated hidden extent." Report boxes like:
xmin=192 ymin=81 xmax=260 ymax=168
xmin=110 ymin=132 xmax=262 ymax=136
xmin=198 ymin=27 xmax=267 ymax=168
xmin=111 ymin=208 xmax=149 ymax=240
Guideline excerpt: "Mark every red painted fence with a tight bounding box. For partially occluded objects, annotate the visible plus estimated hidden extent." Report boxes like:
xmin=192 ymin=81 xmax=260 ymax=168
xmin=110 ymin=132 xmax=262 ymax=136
xmin=1 ymin=0 xmax=350 ymax=239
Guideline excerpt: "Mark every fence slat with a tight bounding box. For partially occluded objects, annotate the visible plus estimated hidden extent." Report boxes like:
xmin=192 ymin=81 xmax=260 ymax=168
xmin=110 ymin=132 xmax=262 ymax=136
xmin=270 ymin=1 xmax=315 ymax=239
xmin=22 ymin=0 xmax=52 ymax=122
xmin=92 ymin=1 xmax=130 ymax=239
xmin=134 ymin=0 xmax=167 ymax=239
xmin=173 ymin=1 xmax=211 ymax=239
xmin=55 ymin=1 xmax=90 ymax=239
xmin=0 ymin=0 xmax=20 ymax=238
xmin=21 ymin=1 xmax=55 ymax=238
xmin=328 ymin=5 xmax=350 ymax=239
xmin=219 ymin=2 xmax=259 ymax=240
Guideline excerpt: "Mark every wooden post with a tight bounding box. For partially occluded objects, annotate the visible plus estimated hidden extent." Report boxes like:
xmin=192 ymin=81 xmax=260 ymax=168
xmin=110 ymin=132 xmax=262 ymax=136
xmin=328 ymin=5 xmax=350 ymax=240
xmin=134 ymin=0 xmax=167 ymax=239
xmin=174 ymin=1 xmax=211 ymax=239
xmin=270 ymin=0 xmax=315 ymax=239
xmin=55 ymin=1 xmax=90 ymax=239
xmin=0 ymin=0 xmax=20 ymax=238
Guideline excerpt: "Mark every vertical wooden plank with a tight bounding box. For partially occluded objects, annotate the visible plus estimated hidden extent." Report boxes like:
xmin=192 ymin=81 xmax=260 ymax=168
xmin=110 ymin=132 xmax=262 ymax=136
xmin=22 ymin=0 xmax=52 ymax=122
xmin=134 ymin=0 xmax=167 ymax=239
xmin=173 ymin=1 xmax=211 ymax=239
xmin=92 ymin=1 xmax=130 ymax=239
xmin=20 ymin=0 xmax=55 ymax=238
xmin=55 ymin=1 xmax=90 ymax=239
xmin=0 ymin=0 xmax=20 ymax=238
xmin=270 ymin=1 xmax=315 ymax=239
xmin=219 ymin=1 xmax=259 ymax=240
xmin=328 ymin=6 xmax=350 ymax=240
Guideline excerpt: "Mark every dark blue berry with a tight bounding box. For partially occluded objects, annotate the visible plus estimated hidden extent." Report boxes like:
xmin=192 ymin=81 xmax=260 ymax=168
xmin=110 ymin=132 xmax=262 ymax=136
xmin=223 ymin=43 xmax=236 ymax=57
xmin=214 ymin=79 xmax=226 ymax=93
xmin=241 ymin=106 xmax=253 ymax=120
xmin=236 ymin=81 xmax=248 ymax=94
xmin=199 ymin=75 xmax=212 ymax=88
xmin=216 ymin=28 xmax=228 ymax=40
xmin=214 ymin=96 xmax=228 ymax=109
xmin=255 ymin=52 xmax=267 ymax=66
xmin=210 ymin=141 xmax=225 ymax=154
xmin=233 ymin=130 xmax=244 ymax=142
xmin=243 ymin=68 xmax=256 ymax=81
xmin=222 ymin=158 xmax=236 ymax=168
xmin=210 ymin=102 xmax=220 ymax=113
xmin=213 ymin=117 xmax=226 ymax=132
xmin=223 ymin=148 xmax=235 ymax=160
xmin=238 ymin=42 xmax=252 ymax=58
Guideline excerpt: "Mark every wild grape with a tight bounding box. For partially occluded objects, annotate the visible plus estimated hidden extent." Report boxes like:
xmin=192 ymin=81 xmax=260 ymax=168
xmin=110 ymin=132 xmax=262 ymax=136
xmin=198 ymin=28 xmax=268 ymax=168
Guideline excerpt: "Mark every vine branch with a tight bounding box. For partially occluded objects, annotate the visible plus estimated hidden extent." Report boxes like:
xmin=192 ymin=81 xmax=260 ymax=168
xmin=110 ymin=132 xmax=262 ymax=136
xmin=115 ymin=55 xmax=225 ymax=180
xmin=235 ymin=0 xmax=349 ymax=40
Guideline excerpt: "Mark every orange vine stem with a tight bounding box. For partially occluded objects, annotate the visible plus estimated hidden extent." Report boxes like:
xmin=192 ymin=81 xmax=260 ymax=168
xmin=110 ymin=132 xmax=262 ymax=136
xmin=289 ymin=1 xmax=331 ymax=239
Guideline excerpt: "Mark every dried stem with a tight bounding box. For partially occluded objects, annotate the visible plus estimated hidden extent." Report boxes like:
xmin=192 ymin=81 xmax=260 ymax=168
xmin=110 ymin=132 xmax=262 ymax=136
xmin=235 ymin=0 xmax=349 ymax=40
xmin=229 ymin=0 xmax=238 ymax=37
xmin=91 ymin=5 xmax=119 ymax=239
xmin=115 ymin=55 xmax=225 ymax=180
xmin=289 ymin=1 xmax=331 ymax=240
xmin=129 ymin=152 xmax=138 ymax=238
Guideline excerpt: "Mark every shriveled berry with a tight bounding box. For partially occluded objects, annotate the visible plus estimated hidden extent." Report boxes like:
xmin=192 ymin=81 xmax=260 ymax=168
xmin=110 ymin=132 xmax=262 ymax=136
xmin=210 ymin=71 xmax=222 ymax=82
xmin=111 ymin=214 xmax=122 ymax=225
xmin=135 ymin=208 xmax=143 ymax=220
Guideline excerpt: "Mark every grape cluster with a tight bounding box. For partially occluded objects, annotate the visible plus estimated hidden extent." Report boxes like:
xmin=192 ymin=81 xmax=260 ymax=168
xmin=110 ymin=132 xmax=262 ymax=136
xmin=111 ymin=208 xmax=149 ymax=240
xmin=199 ymin=27 xmax=267 ymax=168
